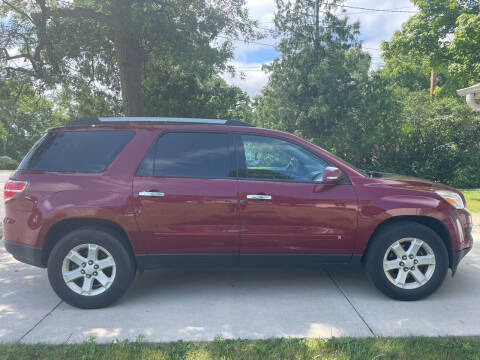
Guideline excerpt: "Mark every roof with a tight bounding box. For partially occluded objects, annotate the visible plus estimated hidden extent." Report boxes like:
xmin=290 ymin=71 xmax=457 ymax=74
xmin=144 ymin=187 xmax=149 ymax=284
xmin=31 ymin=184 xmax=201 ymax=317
xmin=67 ymin=117 xmax=255 ymax=127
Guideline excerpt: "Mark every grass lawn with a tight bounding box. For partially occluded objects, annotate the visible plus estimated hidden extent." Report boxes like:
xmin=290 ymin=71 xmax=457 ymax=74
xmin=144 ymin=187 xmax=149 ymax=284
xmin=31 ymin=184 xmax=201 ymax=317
xmin=461 ymin=189 xmax=480 ymax=213
xmin=0 ymin=337 xmax=479 ymax=360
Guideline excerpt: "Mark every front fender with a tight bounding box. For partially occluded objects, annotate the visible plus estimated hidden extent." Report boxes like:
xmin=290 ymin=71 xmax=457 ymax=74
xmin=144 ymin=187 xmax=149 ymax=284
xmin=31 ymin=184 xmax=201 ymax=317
xmin=355 ymin=194 xmax=462 ymax=254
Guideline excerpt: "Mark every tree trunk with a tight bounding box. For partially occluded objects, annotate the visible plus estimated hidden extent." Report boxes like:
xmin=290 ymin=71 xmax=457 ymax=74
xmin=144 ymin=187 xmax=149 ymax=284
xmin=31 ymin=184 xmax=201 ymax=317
xmin=314 ymin=0 xmax=320 ymax=49
xmin=429 ymin=70 xmax=437 ymax=101
xmin=115 ymin=36 xmax=145 ymax=116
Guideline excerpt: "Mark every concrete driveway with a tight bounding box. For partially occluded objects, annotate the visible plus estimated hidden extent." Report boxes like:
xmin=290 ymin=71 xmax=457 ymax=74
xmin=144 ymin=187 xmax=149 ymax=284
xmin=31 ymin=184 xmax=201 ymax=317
xmin=1 ymin=171 xmax=479 ymax=343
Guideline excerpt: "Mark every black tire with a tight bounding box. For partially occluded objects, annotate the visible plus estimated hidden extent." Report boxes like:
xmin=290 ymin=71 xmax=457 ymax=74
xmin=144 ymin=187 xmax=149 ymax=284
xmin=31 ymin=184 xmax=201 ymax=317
xmin=364 ymin=221 xmax=449 ymax=301
xmin=47 ymin=226 xmax=136 ymax=309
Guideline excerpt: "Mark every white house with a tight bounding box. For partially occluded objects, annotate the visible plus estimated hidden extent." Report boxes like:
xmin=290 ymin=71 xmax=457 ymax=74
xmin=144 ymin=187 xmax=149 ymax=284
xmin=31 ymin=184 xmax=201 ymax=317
xmin=457 ymin=83 xmax=480 ymax=111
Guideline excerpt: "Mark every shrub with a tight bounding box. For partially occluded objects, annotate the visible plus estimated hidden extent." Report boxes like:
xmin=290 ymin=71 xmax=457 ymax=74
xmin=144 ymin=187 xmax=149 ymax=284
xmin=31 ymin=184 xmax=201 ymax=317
xmin=0 ymin=156 xmax=19 ymax=170
xmin=344 ymin=92 xmax=480 ymax=188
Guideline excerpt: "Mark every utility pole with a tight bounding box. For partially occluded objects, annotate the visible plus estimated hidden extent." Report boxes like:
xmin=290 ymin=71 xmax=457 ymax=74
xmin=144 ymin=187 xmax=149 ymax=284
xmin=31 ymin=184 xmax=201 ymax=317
xmin=314 ymin=0 xmax=320 ymax=49
xmin=429 ymin=70 xmax=437 ymax=101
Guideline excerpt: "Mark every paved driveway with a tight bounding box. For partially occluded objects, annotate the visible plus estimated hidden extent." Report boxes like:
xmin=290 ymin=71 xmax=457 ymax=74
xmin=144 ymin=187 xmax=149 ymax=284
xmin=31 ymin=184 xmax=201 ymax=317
xmin=1 ymin=171 xmax=479 ymax=343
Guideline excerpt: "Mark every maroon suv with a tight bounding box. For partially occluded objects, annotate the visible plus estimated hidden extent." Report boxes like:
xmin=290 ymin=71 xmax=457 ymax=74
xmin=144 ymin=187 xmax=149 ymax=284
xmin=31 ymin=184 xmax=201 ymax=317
xmin=3 ymin=117 xmax=473 ymax=308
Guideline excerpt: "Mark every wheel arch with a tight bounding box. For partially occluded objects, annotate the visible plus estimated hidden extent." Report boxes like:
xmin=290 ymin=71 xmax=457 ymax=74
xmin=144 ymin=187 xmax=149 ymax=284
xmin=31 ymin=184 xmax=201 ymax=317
xmin=41 ymin=218 xmax=135 ymax=267
xmin=362 ymin=215 xmax=453 ymax=268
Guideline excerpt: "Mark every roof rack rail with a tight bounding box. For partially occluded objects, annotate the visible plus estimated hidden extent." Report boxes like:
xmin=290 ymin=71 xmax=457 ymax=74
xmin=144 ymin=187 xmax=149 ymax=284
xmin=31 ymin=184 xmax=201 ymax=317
xmin=67 ymin=117 xmax=255 ymax=127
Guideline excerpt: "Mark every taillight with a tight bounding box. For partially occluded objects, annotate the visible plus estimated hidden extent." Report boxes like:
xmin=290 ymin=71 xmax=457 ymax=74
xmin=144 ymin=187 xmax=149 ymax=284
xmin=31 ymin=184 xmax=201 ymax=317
xmin=4 ymin=180 xmax=28 ymax=201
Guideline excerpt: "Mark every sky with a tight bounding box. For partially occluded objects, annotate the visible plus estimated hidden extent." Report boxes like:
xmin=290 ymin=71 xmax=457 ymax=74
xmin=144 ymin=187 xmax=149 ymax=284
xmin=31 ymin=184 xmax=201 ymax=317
xmin=222 ymin=0 xmax=417 ymax=97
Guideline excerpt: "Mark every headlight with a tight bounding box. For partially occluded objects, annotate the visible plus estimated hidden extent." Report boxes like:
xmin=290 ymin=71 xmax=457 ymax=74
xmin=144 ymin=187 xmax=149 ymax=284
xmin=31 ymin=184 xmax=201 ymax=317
xmin=435 ymin=190 xmax=464 ymax=209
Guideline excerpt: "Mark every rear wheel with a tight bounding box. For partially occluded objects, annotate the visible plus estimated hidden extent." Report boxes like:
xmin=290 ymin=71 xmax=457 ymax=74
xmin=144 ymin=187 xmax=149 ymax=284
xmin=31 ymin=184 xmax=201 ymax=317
xmin=47 ymin=227 xmax=135 ymax=309
xmin=365 ymin=221 xmax=449 ymax=301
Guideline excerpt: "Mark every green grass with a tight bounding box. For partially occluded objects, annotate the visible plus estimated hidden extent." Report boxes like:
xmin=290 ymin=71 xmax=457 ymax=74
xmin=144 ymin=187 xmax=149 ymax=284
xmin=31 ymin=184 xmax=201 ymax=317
xmin=1 ymin=336 xmax=480 ymax=360
xmin=461 ymin=189 xmax=480 ymax=213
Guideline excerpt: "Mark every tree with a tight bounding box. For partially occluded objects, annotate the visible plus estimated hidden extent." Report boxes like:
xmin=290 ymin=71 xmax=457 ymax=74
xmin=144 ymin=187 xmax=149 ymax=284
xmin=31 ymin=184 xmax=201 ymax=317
xmin=385 ymin=92 xmax=480 ymax=187
xmin=381 ymin=0 xmax=479 ymax=99
xmin=142 ymin=54 xmax=252 ymax=120
xmin=253 ymin=0 xmax=480 ymax=187
xmin=253 ymin=0 xmax=372 ymax=159
xmin=0 ymin=75 xmax=65 ymax=160
xmin=1 ymin=0 xmax=257 ymax=116
xmin=449 ymin=12 xmax=480 ymax=87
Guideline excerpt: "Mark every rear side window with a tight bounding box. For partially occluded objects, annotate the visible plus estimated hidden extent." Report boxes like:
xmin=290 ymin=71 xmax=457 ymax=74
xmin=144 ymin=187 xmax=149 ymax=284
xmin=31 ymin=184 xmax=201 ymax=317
xmin=19 ymin=130 xmax=134 ymax=173
xmin=137 ymin=132 xmax=231 ymax=178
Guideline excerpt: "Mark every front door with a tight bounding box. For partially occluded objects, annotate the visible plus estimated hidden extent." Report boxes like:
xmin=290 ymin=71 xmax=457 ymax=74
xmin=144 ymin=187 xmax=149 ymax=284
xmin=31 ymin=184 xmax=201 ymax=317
xmin=133 ymin=131 xmax=239 ymax=254
xmin=236 ymin=134 xmax=358 ymax=255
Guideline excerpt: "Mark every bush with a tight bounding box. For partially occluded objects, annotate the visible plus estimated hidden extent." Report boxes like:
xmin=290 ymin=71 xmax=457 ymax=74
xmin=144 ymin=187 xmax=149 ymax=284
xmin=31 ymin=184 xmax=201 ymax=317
xmin=339 ymin=91 xmax=480 ymax=188
xmin=0 ymin=156 xmax=19 ymax=170
xmin=391 ymin=94 xmax=480 ymax=188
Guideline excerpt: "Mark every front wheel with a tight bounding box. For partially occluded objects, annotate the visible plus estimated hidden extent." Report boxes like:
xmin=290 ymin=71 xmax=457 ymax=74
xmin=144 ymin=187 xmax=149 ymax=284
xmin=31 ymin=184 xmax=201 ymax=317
xmin=364 ymin=221 xmax=449 ymax=301
xmin=47 ymin=227 xmax=136 ymax=309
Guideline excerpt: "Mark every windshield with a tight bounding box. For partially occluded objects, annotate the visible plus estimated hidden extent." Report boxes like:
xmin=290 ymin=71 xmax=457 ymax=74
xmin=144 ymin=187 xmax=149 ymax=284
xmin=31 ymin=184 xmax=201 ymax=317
xmin=317 ymin=148 xmax=368 ymax=177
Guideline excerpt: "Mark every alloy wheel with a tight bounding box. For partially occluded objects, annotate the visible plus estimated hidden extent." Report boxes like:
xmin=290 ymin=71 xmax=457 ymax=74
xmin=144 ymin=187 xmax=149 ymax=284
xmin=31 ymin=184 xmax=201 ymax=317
xmin=61 ymin=243 xmax=116 ymax=296
xmin=383 ymin=237 xmax=436 ymax=290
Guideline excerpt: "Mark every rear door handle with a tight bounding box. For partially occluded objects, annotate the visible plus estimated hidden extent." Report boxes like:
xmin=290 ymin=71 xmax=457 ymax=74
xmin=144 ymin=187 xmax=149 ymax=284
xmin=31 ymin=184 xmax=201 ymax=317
xmin=139 ymin=191 xmax=165 ymax=197
xmin=246 ymin=194 xmax=272 ymax=200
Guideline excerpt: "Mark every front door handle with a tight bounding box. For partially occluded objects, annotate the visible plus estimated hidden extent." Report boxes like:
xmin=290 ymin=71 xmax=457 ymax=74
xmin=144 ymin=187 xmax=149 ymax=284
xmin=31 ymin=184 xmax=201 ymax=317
xmin=246 ymin=194 xmax=272 ymax=200
xmin=139 ymin=191 xmax=165 ymax=197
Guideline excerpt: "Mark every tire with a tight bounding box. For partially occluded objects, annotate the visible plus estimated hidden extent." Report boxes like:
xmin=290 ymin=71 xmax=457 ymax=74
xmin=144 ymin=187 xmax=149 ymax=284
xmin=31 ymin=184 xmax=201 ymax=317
xmin=364 ymin=221 xmax=449 ymax=301
xmin=47 ymin=226 xmax=136 ymax=309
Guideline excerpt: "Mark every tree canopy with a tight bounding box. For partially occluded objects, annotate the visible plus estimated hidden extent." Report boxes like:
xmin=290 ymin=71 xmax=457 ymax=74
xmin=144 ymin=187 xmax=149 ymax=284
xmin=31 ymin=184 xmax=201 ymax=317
xmin=253 ymin=0 xmax=480 ymax=187
xmin=1 ymin=0 xmax=257 ymax=116
xmin=1 ymin=0 xmax=480 ymax=187
xmin=381 ymin=0 xmax=480 ymax=98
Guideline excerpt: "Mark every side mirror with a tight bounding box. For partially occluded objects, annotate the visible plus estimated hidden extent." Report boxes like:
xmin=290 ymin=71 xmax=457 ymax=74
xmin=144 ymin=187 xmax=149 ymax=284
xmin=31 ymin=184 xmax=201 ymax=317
xmin=321 ymin=166 xmax=343 ymax=184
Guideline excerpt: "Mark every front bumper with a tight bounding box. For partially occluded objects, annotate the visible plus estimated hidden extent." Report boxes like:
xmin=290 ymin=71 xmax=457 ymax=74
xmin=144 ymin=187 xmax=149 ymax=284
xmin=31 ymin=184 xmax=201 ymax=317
xmin=4 ymin=239 xmax=45 ymax=268
xmin=451 ymin=245 xmax=472 ymax=275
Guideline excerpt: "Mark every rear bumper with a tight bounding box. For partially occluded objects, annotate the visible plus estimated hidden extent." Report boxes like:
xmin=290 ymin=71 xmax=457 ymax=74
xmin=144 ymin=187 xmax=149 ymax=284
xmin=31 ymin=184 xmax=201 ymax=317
xmin=3 ymin=239 xmax=45 ymax=268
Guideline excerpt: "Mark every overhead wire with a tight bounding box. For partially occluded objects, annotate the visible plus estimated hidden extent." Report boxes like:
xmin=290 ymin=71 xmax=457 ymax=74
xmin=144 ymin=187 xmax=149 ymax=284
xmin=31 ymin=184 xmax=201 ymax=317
xmin=222 ymin=4 xmax=405 ymax=76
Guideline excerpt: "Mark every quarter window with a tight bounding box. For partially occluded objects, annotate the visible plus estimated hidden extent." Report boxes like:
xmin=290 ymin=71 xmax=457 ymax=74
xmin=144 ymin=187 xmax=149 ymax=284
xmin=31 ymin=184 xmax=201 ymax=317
xmin=238 ymin=135 xmax=328 ymax=182
xmin=19 ymin=130 xmax=134 ymax=173
xmin=137 ymin=132 xmax=231 ymax=178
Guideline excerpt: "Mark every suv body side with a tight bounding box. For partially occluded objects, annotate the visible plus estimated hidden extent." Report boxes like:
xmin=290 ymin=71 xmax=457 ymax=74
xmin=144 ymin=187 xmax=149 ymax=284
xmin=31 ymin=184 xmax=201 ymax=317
xmin=3 ymin=124 xmax=473 ymax=271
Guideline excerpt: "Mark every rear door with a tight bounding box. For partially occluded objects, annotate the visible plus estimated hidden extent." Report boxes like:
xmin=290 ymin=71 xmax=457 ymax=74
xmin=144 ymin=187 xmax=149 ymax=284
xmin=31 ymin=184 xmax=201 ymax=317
xmin=133 ymin=131 xmax=240 ymax=253
xmin=236 ymin=134 xmax=358 ymax=255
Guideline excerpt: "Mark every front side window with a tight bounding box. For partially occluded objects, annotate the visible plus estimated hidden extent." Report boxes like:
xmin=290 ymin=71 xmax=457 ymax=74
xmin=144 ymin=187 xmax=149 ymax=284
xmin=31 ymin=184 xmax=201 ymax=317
xmin=19 ymin=130 xmax=135 ymax=173
xmin=238 ymin=135 xmax=328 ymax=182
xmin=137 ymin=132 xmax=231 ymax=178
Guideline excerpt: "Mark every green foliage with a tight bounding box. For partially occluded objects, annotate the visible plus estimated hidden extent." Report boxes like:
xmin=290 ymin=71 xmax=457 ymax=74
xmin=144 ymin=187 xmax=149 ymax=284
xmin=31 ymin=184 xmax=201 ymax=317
xmin=0 ymin=0 xmax=255 ymax=157
xmin=375 ymin=92 xmax=480 ymax=188
xmin=254 ymin=0 xmax=371 ymax=147
xmin=381 ymin=0 xmax=480 ymax=97
xmin=0 ymin=0 xmax=479 ymax=190
xmin=449 ymin=12 xmax=480 ymax=87
xmin=461 ymin=189 xmax=480 ymax=212
xmin=0 ymin=0 xmax=257 ymax=116
xmin=0 ymin=156 xmax=19 ymax=170
xmin=252 ymin=0 xmax=480 ymax=188
xmin=143 ymin=71 xmax=252 ymax=121
xmin=0 ymin=77 xmax=66 ymax=161
xmin=0 ymin=337 xmax=480 ymax=360
xmin=251 ymin=2 xmax=480 ymax=188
